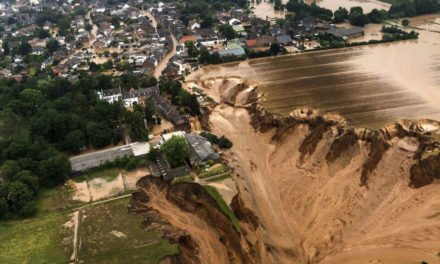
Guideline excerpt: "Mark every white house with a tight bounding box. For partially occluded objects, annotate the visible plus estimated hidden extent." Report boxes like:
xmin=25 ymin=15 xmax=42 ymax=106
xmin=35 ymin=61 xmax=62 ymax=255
xmin=190 ymin=21 xmax=201 ymax=31
xmin=97 ymin=88 xmax=122 ymax=104
xmin=229 ymin=18 xmax=241 ymax=26
xmin=160 ymin=131 xmax=186 ymax=145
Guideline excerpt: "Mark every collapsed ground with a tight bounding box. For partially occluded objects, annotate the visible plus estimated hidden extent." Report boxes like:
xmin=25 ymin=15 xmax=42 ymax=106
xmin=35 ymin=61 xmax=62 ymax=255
xmin=130 ymin=77 xmax=440 ymax=264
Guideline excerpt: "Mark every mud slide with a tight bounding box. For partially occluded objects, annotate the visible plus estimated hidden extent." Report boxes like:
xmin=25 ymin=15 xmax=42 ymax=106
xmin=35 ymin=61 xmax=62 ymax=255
xmin=130 ymin=77 xmax=440 ymax=263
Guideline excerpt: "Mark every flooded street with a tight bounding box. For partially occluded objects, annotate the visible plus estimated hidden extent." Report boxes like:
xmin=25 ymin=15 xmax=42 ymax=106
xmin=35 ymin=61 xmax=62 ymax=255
xmin=188 ymin=16 xmax=440 ymax=129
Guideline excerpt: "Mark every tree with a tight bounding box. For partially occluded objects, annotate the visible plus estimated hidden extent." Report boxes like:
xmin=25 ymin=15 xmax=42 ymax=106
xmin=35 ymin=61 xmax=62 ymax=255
xmin=218 ymin=24 xmax=237 ymax=40
xmin=367 ymin=9 xmax=387 ymax=23
xmin=160 ymin=136 xmax=189 ymax=168
xmin=63 ymin=130 xmax=85 ymax=153
xmin=188 ymin=94 xmax=201 ymax=115
xmin=14 ymin=170 xmax=39 ymax=193
xmin=185 ymin=41 xmax=199 ymax=57
xmin=218 ymin=136 xmax=233 ymax=149
xmin=46 ymin=38 xmax=60 ymax=53
xmin=199 ymin=46 xmax=211 ymax=64
xmin=144 ymin=98 xmax=156 ymax=123
xmin=102 ymin=60 xmax=114 ymax=70
xmin=334 ymin=7 xmax=349 ymax=23
xmin=18 ymin=41 xmax=32 ymax=56
xmin=85 ymin=23 xmax=93 ymax=31
xmin=349 ymin=7 xmax=370 ymax=26
xmin=35 ymin=28 xmax=51 ymax=39
xmin=87 ymin=122 xmax=113 ymax=148
xmin=38 ymin=154 xmax=71 ymax=187
xmin=270 ymin=43 xmax=281 ymax=55
xmin=274 ymin=0 xmax=283 ymax=11
xmin=19 ymin=89 xmax=45 ymax=117
xmin=125 ymin=110 xmax=149 ymax=142
xmin=147 ymin=147 xmax=161 ymax=161
xmin=2 ymin=41 xmax=9 ymax=54
xmin=7 ymin=181 xmax=35 ymax=212
xmin=0 ymin=197 xmax=9 ymax=218
xmin=1 ymin=160 xmax=21 ymax=180
xmin=402 ymin=19 xmax=410 ymax=26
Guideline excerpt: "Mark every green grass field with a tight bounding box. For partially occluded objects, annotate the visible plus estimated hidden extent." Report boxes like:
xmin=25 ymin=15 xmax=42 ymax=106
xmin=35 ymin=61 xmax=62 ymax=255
xmin=205 ymin=174 xmax=231 ymax=182
xmin=0 ymin=197 xmax=178 ymax=264
xmin=36 ymin=186 xmax=70 ymax=215
xmin=78 ymin=197 xmax=178 ymax=263
xmin=203 ymin=185 xmax=240 ymax=232
xmin=198 ymin=165 xmax=230 ymax=179
xmin=0 ymin=212 xmax=73 ymax=264
xmin=379 ymin=0 xmax=413 ymax=4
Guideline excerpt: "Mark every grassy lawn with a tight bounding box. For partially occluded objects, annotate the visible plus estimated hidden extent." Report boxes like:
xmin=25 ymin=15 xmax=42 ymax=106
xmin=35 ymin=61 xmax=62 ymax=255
xmin=0 ymin=196 xmax=178 ymax=264
xmin=172 ymin=175 xmax=194 ymax=184
xmin=86 ymin=167 xmax=121 ymax=181
xmin=0 ymin=212 xmax=73 ymax=264
xmin=205 ymin=174 xmax=230 ymax=182
xmin=203 ymin=185 xmax=240 ymax=232
xmin=36 ymin=187 xmax=70 ymax=215
xmin=78 ymin=197 xmax=178 ymax=263
xmin=379 ymin=0 xmax=412 ymax=4
xmin=198 ymin=165 xmax=230 ymax=179
xmin=78 ymin=240 xmax=177 ymax=264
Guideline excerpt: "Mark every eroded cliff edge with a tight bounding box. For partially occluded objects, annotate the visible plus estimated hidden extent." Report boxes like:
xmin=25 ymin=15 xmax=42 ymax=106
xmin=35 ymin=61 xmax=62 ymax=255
xmin=130 ymin=77 xmax=440 ymax=264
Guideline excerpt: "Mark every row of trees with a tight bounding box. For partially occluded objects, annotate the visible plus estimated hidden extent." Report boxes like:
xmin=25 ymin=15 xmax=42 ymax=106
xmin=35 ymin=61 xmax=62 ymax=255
xmin=200 ymin=132 xmax=233 ymax=149
xmin=388 ymin=0 xmax=440 ymax=18
xmin=285 ymin=0 xmax=440 ymax=26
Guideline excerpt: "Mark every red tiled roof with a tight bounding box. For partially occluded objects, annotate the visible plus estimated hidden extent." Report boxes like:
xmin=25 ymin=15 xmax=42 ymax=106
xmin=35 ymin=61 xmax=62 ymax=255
xmin=179 ymin=35 xmax=197 ymax=44
xmin=246 ymin=39 xmax=257 ymax=47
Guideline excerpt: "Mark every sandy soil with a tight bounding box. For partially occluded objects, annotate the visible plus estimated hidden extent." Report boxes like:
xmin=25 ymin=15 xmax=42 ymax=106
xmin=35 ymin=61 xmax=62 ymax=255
xmin=141 ymin=180 xmax=231 ymax=263
xmin=124 ymin=168 xmax=150 ymax=190
xmin=150 ymin=119 xmax=174 ymax=136
xmin=69 ymin=170 xmax=142 ymax=203
xmin=69 ymin=181 xmax=91 ymax=203
xmin=88 ymin=173 xmax=125 ymax=201
xmin=206 ymin=178 xmax=237 ymax=205
xmin=195 ymin=78 xmax=440 ymax=263
xmin=64 ymin=211 xmax=79 ymax=262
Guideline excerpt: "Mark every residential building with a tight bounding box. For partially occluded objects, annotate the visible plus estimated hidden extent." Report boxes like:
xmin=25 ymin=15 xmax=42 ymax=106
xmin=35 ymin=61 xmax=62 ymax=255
xmin=151 ymin=94 xmax=189 ymax=130
xmin=184 ymin=132 xmax=220 ymax=167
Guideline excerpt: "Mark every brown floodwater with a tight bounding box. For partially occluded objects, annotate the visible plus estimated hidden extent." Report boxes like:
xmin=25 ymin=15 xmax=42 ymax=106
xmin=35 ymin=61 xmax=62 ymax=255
xmin=251 ymin=0 xmax=286 ymax=20
xmin=189 ymin=16 xmax=440 ymax=129
xmin=304 ymin=0 xmax=390 ymax=13
xmin=251 ymin=0 xmax=391 ymax=20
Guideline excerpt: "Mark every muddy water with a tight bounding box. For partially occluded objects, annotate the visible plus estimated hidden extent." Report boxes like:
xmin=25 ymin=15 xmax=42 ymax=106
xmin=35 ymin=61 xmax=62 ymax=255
xmin=252 ymin=0 xmax=390 ymax=20
xmin=251 ymin=0 xmax=287 ymax=20
xmin=189 ymin=16 xmax=440 ymax=129
xmin=305 ymin=0 xmax=390 ymax=13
